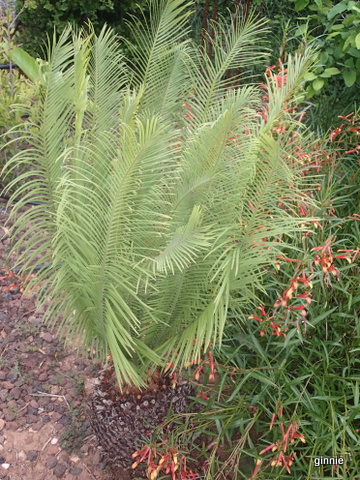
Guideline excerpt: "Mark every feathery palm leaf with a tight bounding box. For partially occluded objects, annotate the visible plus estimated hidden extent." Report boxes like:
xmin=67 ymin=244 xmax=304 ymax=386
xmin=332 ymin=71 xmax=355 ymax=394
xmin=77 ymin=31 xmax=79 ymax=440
xmin=2 ymin=0 xmax=319 ymax=388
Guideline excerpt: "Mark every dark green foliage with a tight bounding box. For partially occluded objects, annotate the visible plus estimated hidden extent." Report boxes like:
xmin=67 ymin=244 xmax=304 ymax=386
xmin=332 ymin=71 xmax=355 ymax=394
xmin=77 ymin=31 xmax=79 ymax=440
xmin=14 ymin=0 xmax=147 ymax=57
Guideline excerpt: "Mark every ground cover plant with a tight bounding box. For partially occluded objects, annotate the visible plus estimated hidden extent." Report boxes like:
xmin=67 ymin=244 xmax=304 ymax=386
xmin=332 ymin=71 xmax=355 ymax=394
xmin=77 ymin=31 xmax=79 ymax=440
xmin=1 ymin=0 xmax=359 ymax=478
xmin=0 ymin=6 xmax=36 ymax=193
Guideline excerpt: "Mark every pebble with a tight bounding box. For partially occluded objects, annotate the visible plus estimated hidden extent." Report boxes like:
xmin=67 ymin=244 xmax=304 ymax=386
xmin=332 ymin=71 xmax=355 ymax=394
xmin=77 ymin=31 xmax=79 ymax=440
xmin=51 ymin=438 xmax=58 ymax=445
xmin=53 ymin=463 xmax=67 ymax=477
xmin=5 ymin=373 xmax=17 ymax=382
xmin=92 ymin=449 xmax=102 ymax=465
xmin=29 ymin=399 xmax=39 ymax=409
xmin=69 ymin=466 xmax=83 ymax=476
xmin=45 ymin=456 xmax=58 ymax=468
xmin=10 ymin=388 xmax=21 ymax=400
xmin=40 ymin=332 xmax=53 ymax=343
xmin=1 ymin=382 xmax=13 ymax=391
xmin=27 ymin=451 xmax=38 ymax=462
xmin=25 ymin=414 xmax=37 ymax=424
xmin=59 ymin=416 xmax=72 ymax=426
xmin=0 ymin=436 xmax=4 ymax=445
xmin=6 ymin=421 xmax=18 ymax=430
xmin=46 ymin=444 xmax=60 ymax=456
xmin=0 ymin=420 xmax=5 ymax=432
xmin=31 ymin=422 xmax=43 ymax=431
xmin=53 ymin=404 xmax=65 ymax=414
xmin=0 ymin=464 xmax=9 ymax=470
xmin=51 ymin=412 xmax=62 ymax=422
xmin=3 ymin=414 xmax=15 ymax=423
xmin=26 ymin=406 xmax=38 ymax=415
xmin=17 ymin=451 xmax=26 ymax=461
xmin=8 ymin=399 xmax=17 ymax=409
xmin=38 ymin=397 xmax=50 ymax=407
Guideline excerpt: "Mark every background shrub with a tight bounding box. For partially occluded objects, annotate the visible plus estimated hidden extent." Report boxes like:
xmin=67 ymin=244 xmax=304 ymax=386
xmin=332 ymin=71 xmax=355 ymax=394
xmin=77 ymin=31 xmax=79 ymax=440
xmin=0 ymin=7 xmax=36 ymax=192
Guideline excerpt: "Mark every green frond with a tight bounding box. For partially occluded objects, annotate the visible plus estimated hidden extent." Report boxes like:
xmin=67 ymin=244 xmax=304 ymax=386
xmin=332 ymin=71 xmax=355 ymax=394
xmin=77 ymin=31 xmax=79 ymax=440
xmin=3 ymin=1 xmax=321 ymax=389
xmin=187 ymin=12 xmax=269 ymax=126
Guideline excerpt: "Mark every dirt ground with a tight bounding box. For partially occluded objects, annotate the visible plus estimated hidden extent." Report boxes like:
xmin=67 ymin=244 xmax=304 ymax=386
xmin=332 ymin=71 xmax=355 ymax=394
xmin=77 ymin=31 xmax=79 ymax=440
xmin=0 ymin=203 xmax=113 ymax=480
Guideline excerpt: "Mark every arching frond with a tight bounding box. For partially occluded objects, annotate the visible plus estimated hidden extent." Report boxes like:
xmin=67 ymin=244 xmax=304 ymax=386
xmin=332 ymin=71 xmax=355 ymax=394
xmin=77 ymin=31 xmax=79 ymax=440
xmin=3 ymin=0 xmax=320 ymax=389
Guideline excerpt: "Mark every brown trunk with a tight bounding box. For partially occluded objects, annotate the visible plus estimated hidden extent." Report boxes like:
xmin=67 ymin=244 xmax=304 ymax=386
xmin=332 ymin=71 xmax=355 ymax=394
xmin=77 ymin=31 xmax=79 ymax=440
xmin=89 ymin=365 xmax=198 ymax=478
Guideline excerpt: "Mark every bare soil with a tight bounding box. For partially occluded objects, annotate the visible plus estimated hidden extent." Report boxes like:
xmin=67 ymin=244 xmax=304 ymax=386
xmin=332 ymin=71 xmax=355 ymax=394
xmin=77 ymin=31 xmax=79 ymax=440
xmin=0 ymin=203 xmax=113 ymax=480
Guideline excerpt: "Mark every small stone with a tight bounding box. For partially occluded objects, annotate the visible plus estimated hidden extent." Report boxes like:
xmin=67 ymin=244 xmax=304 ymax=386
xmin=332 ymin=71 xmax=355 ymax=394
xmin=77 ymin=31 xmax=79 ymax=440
xmin=51 ymin=412 xmax=62 ymax=422
xmin=15 ymin=398 xmax=25 ymax=407
xmin=25 ymin=414 xmax=37 ymax=424
xmin=0 ymin=382 xmax=13 ymax=391
xmin=29 ymin=399 xmax=39 ymax=409
xmin=26 ymin=406 xmax=38 ymax=415
xmin=6 ymin=421 xmax=18 ymax=430
xmin=10 ymin=388 xmax=21 ymax=400
xmin=38 ymin=397 xmax=50 ymax=407
xmin=45 ymin=456 xmax=58 ymax=468
xmin=17 ymin=451 xmax=26 ymax=461
xmin=0 ymin=464 xmax=9 ymax=470
xmin=0 ymin=420 xmax=5 ymax=432
xmin=0 ymin=437 xmax=4 ymax=445
xmin=53 ymin=463 xmax=67 ymax=477
xmin=6 ymin=372 xmax=17 ymax=382
xmin=69 ymin=454 xmax=80 ymax=463
xmin=27 ymin=451 xmax=38 ymax=462
xmin=3 ymin=414 xmax=15 ymax=423
xmin=7 ymin=401 xmax=17 ymax=412
xmin=31 ymin=422 xmax=43 ymax=431
xmin=92 ymin=449 xmax=102 ymax=465
xmin=53 ymin=404 xmax=65 ymax=414
xmin=38 ymin=373 xmax=48 ymax=382
xmin=59 ymin=416 xmax=72 ymax=426
xmin=41 ymin=332 xmax=53 ymax=343
xmin=1 ymin=291 xmax=11 ymax=302
xmin=46 ymin=444 xmax=60 ymax=456
xmin=69 ymin=466 xmax=83 ymax=476
xmin=0 ymin=374 xmax=5 ymax=381
xmin=51 ymin=438 xmax=58 ymax=445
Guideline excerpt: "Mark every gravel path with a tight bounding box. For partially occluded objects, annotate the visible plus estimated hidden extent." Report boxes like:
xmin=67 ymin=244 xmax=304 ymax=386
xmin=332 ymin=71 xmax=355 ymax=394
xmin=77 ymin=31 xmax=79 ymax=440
xmin=0 ymin=205 xmax=113 ymax=480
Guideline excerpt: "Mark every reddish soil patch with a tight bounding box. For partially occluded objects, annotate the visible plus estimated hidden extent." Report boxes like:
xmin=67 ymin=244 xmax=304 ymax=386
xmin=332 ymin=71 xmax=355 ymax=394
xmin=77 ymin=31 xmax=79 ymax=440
xmin=1 ymin=204 xmax=112 ymax=480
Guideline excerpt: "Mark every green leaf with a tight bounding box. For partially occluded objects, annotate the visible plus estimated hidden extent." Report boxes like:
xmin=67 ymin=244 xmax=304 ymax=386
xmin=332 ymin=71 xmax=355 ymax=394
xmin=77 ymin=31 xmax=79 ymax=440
xmin=343 ymin=69 xmax=357 ymax=86
xmin=11 ymin=47 xmax=41 ymax=81
xmin=313 ymin=77 xmax=325 ymax=90
xmin=356 ymin=32 xmax=360 ymax=49
xmin=304 ymin=71 xmax=317 ymax=81
xmin=327 ymin=2 xmax=349 ymax=21
xmin=321 ymin=67 xmax=341 ymax=77
xmin=295 ymin=0 xmax=310 ymax=11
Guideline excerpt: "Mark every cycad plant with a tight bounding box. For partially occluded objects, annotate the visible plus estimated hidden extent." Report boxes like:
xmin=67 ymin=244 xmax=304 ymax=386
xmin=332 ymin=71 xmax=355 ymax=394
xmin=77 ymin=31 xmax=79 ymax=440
xmin=3 ymin=0 xmax=316 ymax=392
